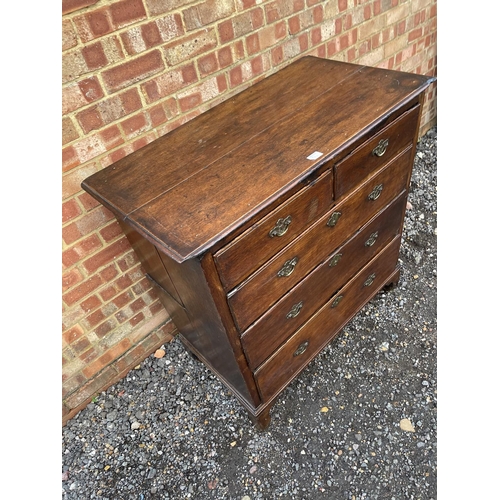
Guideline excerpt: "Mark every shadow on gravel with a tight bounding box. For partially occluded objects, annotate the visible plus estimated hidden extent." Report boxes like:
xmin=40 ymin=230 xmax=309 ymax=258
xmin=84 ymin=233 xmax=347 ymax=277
xmin=62 ymin=127 xmax=437 ymax=500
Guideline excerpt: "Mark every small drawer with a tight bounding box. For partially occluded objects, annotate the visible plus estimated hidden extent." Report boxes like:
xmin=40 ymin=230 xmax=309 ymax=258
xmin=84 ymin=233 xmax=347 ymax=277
xmin=254 ymin=236 xmax=402 ymax=402
xmin=241 ymin=190 xmax=406 ymax=370
xmin=228 ymin=145 xmax=413 ymax=332
xmin=334 ymin=105 xmax=420 ymax=199
xmin=214 ymin=169 xmax=333 ymax=291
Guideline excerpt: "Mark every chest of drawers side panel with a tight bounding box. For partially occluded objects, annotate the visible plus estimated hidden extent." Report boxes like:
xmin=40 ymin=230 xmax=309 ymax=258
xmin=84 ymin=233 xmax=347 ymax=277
xmin=156 ymin=250 xmax=262 ymax=408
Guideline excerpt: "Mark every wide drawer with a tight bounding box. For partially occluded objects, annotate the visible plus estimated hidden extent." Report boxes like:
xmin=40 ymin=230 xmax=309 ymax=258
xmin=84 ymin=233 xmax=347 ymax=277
xmin=254 ymin=236 xmax=402 ymax=402
xmin=214 ymin=169 xmax=333 ymax=291
xmin=241 ymin=190 xmax=406 ymax=370
xmin=228 ymin=145 xmax=413 ymax=331
xmin=334 ymin=104 xmax=420 ymax=199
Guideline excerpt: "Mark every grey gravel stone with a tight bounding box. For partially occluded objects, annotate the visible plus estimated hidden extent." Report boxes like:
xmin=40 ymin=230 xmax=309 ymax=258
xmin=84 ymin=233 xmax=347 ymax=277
xmin=62 ymin=128 xmax=437 ymax=500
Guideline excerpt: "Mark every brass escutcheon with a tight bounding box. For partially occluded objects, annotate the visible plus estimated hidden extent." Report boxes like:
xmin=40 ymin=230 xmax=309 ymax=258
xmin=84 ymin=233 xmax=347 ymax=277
xmin=372 ymin=138 xmax=389 ymax=157
xmin=327 ymin=211 xmax=342 ymax=227
xmin=364 ymin=273 xmax=376 ymax=287
xmin=331 ymin=295 xmax=344 ymax=308
xmin=329 ymin=253 xmax=342 ymax=267
xmin=368 ymin=184 xmax=384 ymax=201
xmin=269 ymin=215 xmax=292 ymax=238
xmin=278 ymin=256 xmax=299 ymax=277
xmin=293 ymin=340 xmax=309 ymax=357
xmin=365 ymin=232 xmax=379 ymax=247
xmin=286 ymin=301 xmax=303 ymax=319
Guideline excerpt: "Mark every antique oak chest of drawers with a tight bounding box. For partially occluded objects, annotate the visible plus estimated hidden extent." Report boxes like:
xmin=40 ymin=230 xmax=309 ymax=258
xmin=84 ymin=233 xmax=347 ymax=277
xmin=82 ymin=57 xmax=434 ymax=429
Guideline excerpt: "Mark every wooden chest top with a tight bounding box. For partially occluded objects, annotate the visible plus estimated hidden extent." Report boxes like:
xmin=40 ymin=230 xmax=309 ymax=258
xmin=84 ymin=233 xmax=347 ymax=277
xmin=82 ymin=56 xmax=432 ymax=263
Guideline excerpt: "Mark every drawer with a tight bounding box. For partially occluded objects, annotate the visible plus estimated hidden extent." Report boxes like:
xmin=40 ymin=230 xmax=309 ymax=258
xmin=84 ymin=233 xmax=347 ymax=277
xmin=241 ymin=190 xmax=406 ymax=370
xmin=254 ymin=236 xmax=402 ymax=402
xmin=334 ymin=105 xmax=420 ymax=199
xmin=214 ymin=169 xmax=333 ymax=291
xmin=228 ymin=145 xmax=413 ymax=331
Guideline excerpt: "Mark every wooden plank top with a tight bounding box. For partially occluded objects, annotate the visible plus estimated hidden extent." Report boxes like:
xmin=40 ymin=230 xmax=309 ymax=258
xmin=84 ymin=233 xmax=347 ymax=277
xmin=82 ymin=56 xmax=434 ymax=263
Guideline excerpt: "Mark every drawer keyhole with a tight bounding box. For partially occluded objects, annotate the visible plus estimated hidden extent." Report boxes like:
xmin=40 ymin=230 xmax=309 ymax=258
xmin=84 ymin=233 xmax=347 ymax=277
xmin=293 ymin=341 xmax=309 ymax=357
xmin=364 ymin=273 xmax=376 ymax=287
xmin=372 ymin=138 xmax=389 ymax=157
xmin=327 ymin=211 xmax=342 ymax=227
xmin=365 ymin=232 xmax=379 ymax=247
xmin=331 ymin=295 xmax=344 ymax=308
xmin=278 ymin=256 xmax=299 ymax=277
xmin=286 ymin=301 xmax=303 ymax=319
xmin=329 ymin=253 xmax=342 ymax=267
xmin=368 ymin=184 xmax=384 ymax=201
xmin=269 ymin=215 xmax=292 ymax=238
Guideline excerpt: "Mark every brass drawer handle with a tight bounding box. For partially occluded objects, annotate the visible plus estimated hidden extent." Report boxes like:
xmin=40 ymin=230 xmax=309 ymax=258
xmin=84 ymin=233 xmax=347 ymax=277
xmin=326 ymin=211 xmax=342 ymax=227
xmin=372 ymin=138 xmax=389 ymax=157
xmin=365 ymin=232 xmax=379 ymax=247
xmin=331 ymin=295 xmax=344 ymax=308
xmin=364 ymin=273 xmax=376 ymax=287
xmin=368 ymin=184 xmax=383 ymax=201
xmin=269 ymin=215 xmax=292 ymax=238
xmin=278 ymin=256 xmax=299 ymax=277
xmin=293 ymin=340 xmax=309 ymax=357
xmin=286 ymin=301 xmax=303 ymax=319
xmin=329 ymin=253 xmax=342 ymax=267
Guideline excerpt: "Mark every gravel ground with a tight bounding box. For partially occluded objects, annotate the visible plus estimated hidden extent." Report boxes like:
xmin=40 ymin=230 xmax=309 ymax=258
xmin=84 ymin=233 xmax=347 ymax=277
xmin=62 ymin=127 xmax=437 ymax=500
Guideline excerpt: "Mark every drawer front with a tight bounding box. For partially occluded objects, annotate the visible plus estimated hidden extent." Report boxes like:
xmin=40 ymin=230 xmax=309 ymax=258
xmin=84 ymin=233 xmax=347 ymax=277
xmin=241 ymin=190 xmax=406 ymax=370
xmin=214 ymin=170 xmax=333 ymax=291
xmin=334 ymin=105 xmax=420 ymax=199
xmin=254 ymin=236 xmax=401 ymax=402
xmin=228 ymin=146 xmax=413 ymax=331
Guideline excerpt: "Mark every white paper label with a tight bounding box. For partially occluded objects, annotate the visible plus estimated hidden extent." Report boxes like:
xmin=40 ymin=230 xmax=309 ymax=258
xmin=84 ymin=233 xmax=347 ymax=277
xmin=306 ymin=151 xmax=323 ymax=160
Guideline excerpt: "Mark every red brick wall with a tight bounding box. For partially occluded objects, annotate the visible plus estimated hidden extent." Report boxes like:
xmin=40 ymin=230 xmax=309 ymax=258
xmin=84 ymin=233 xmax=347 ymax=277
xmin=62 ymin=0 xmax=437 ymax=423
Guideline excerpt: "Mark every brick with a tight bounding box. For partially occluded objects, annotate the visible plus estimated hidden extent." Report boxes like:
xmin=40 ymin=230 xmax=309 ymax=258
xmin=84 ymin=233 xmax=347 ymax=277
xmin=122 ymin=113 xmax=148 ymax=138
xmin=81 ymin=294 xmax=102 ymax=313
xmin=110 ymin=0 xmax=146 ymax=29
xmin=62 ymin=146 xmax=79 ymax=172
xmin=62 ymin=198 xmax=82 ymax=223
xmin=62 ymin=324 xmax=85 ymax=346
xmin=82 ymin=42 xmax=107 ymax=70
xmin=265 ymin=1 xmax=295 ymax=23
xmin=62 ymin=19 xmax=78 ymax=51
xmin=218 ymin=46 xmax=233 ymax=67
xmin=72 ymin=336 xmax=92 ymax=356
xmin=246 ymin=33 xmax=260 ymax=55
xmin=122 ymin=23 xmax=160 ymax=55
xmin=83 ymin=237 xmax=132 ymax=274
xmin=62 ymin=268 xmax=83 ymax=293
xmin=179 ymin=93 xmax=202 ymax=112
xmin=95 ymin=319 xmax=116 ymax=338
xmin=77 ymin=107 xmax=103 ymax=134
xmin=408 ymin=27 xmax=423 ymax=42
xmin=77 ymin=206 xmax=114 ymax=238
xmin=63 ymin=275 xmax=103 ymax=306
xmin=218 ymin=20 xmax=234 ymax=43
xmin=76 ymin=234 xmax=103 ymax=257
xmin=62 ymin=78 xmax=104 ymax=115
xmin=289 ymin=15 xmax=301 ymax=35
xmin=100 ymin=264 xmax=119 ymax=282
xmin=100 ymin=220 xmax=123 ymax=242
xmin=62 ymin=0 xmax=99 ymax=15
xmin=130 ymin=312 xmax=145 ymax=327
xmin=62 ymin=50 xmax=88 ymax=84
xmin=62 ymin=247 xmax=80 ymax=268
xmin=183 ymin=0 xmax=235 ymax=31
xmin=145 ymin=0 xmax=193 ymax=16
xmin=141 ymin=64 xmax=196 ymax=103
xmin=198 ymin=52 xmax=219 ymax=76
xmin=77 ymin=8 xmax=113 ymax=42
xmin=102 ymin=50 xmax=164 ymax=93
xmin=62 ymin=117 xmax=79 ymax=145
xmin=63 ymin=163 xmax=99 ymax=200
xmin=163 ymin=29 xmax=217 ymax=67
xmin=156 ymin=14 xmax=184 ymax=42
xmin=338 ymin=0 xmax=348 ymax=12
